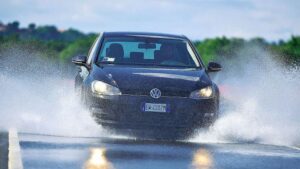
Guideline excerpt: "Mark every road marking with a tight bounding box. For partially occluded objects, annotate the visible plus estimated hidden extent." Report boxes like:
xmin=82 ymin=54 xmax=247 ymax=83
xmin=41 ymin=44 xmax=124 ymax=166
xmin=8 ymin=129 xmax=23 ymax=169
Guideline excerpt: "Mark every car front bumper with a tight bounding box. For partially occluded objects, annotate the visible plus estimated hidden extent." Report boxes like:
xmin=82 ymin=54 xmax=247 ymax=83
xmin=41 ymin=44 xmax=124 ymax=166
xmin=86 ymin=92 xmax=219 ymax=131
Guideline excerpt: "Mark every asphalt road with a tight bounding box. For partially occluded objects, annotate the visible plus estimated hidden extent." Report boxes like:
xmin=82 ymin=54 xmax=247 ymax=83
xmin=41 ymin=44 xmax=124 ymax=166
xmin=19 ymin=133 xmax=300 ymax=169
xmin=0 ymin=132 xmax=8 ymax=169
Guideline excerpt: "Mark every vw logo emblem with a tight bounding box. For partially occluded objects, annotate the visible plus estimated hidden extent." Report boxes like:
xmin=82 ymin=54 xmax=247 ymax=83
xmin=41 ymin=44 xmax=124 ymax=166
xmin=150 ymin=88 xmax=161 ymax=99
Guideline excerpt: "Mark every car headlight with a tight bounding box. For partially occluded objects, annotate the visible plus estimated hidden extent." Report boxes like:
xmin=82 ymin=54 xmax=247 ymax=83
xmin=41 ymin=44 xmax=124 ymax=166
xmin=190 ymin=86 xmax=213 ymax=99
xmin=91 ymin=81 xmax=121 ymax=95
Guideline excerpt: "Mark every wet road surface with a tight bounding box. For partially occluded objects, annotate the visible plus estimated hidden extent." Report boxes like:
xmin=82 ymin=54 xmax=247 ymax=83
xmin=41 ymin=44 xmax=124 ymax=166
xmin=0 ymin=132 xmax=8 ymax=169
xmin=20 ymin=133 xmax=300 ymax=169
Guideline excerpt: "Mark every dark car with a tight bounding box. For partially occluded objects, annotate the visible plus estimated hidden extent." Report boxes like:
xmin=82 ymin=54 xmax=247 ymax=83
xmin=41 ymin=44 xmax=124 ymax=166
xmin=72 ymin=32 xmax=221 ymax=140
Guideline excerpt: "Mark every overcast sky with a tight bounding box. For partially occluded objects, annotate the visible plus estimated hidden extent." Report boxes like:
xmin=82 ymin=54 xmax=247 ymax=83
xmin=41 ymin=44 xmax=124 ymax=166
xmin=1 ymin=0 xmax=299 ymax=40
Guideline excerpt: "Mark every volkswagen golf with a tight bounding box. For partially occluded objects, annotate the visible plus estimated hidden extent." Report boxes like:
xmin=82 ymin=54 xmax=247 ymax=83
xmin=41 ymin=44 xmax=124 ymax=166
xmin=72 ymin=32 xmax=222 ymax=140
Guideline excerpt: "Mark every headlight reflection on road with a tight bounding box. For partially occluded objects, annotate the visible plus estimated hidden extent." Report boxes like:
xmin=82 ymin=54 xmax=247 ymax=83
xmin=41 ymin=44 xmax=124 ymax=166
xmin=192 ymin=149 xmax=213 ymax=169
xmin=84 ymin=148 xmax=114 ymax=169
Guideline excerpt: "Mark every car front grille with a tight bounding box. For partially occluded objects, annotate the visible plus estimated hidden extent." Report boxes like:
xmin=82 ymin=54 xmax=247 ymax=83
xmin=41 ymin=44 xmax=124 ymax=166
xmin=120 ymin=88 xmax=190 ymax=98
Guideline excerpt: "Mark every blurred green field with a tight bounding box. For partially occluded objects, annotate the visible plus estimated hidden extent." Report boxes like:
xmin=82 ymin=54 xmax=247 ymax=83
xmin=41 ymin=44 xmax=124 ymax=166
xmin=1 ymin=21 xmax=299 ymax=66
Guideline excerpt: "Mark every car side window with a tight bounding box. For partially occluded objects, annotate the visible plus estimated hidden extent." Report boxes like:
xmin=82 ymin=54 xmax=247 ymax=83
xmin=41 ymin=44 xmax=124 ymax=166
xmin=87 ymin=33 xmax=102 ymax=65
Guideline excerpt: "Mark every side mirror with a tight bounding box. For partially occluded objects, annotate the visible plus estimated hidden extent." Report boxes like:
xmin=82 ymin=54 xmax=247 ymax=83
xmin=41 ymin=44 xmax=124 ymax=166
xmin=72 ymin=55 xmax=87 ymax=66
xmin=207 ymin=62 xmax=222 ymax=72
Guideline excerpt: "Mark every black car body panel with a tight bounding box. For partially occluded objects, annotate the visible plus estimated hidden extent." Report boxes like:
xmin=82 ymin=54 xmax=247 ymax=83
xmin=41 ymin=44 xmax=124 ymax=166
xmin=74 ymin=32 xmax=221 ymax=140
xmin=92 ymin=65 xmax=212 ymax=97
xmin=102 ymin=32 xmax=187 ymax=39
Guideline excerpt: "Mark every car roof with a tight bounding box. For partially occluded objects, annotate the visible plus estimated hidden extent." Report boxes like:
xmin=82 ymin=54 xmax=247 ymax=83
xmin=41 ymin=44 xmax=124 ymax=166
xmin=103 ymin=32 xmax=188 ymax=40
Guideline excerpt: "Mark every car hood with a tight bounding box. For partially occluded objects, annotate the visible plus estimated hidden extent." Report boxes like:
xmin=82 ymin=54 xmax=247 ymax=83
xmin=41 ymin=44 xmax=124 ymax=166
xmin=92 ymin=65 xmax=211 ymax=97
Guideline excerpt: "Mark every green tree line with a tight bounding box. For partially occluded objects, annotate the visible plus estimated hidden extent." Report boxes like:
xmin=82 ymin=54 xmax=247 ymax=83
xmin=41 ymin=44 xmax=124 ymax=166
xmin=1 ymin=21 xmax=299 ymax=66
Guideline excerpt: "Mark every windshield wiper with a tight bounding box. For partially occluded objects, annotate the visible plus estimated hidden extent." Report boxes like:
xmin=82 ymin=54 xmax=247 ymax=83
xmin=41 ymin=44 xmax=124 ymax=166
xmin=97 ymin=62 xmax=199 ymax=69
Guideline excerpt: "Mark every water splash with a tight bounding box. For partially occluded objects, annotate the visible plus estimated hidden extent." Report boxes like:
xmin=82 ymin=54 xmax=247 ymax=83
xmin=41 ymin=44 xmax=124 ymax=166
xmin=192 ymin=45 xmax=300 ymax=146
xmin=0 ymin=45 xmax=101 ymax=137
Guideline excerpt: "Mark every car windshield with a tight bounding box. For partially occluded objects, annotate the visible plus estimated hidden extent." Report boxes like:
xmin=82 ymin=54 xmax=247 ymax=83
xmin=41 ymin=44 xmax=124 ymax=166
xmin=97 ymin=36 xmax=201 ymax=68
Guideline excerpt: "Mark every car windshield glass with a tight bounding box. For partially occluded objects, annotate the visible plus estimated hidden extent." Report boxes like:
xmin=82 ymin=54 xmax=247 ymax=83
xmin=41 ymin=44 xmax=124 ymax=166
xmin=97 ymin=37 xmax=201 ymax=68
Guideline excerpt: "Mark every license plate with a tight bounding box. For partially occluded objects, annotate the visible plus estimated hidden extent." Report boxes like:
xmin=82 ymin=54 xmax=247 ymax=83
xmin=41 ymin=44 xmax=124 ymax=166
xmin=143 ymin=103 xmax=169 ymax=113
